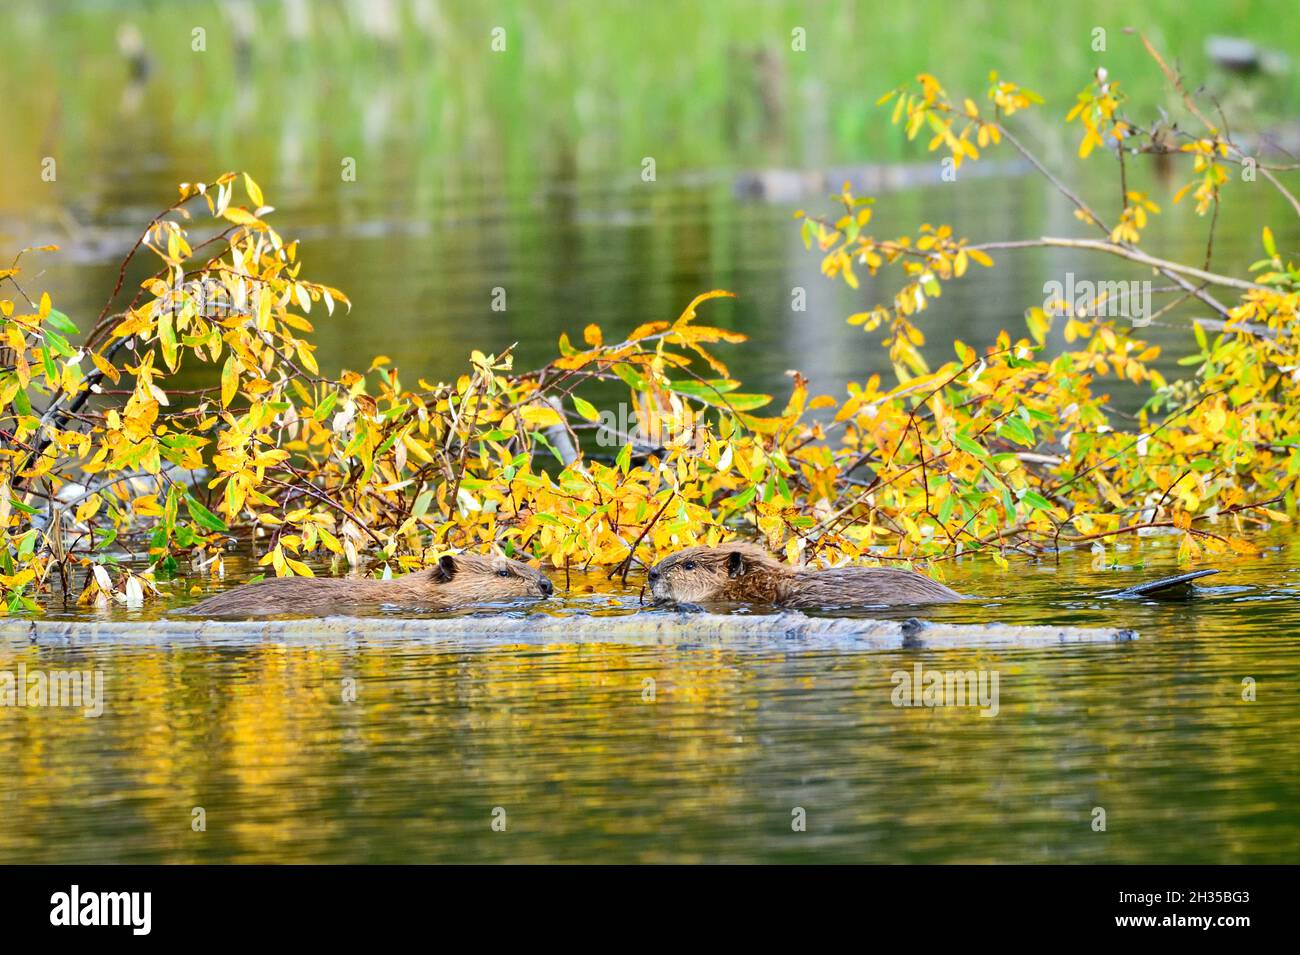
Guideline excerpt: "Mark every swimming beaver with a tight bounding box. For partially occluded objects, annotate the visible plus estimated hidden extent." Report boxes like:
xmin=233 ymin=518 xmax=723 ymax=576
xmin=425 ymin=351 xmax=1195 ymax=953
xmin=648 ymin=542 xmax=1222 ymax=608
xmin=647 ymin=542 xmax=963 ymax=608
xmin=181 ymin=553 xmax=553 ymax=617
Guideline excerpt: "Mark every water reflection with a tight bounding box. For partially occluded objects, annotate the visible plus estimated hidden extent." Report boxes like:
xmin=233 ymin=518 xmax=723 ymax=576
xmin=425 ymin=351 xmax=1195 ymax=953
xmin=3 ymin=534 xmax=1298 ymax=862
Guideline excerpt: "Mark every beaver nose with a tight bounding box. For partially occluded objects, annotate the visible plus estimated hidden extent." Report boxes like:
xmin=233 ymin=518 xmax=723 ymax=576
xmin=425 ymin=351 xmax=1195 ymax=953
xmin=647 ymin=567 xmax=660 ymax=583
xmin=539 ymin=578 xmax=553 ymax=596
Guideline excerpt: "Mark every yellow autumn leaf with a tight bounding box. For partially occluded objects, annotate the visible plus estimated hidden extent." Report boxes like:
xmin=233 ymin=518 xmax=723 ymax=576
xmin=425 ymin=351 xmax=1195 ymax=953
xmin=519 ymin=404 xmax=563 ymax=428
xmin=672 ymin=290 xmax=736 ymax=328
xmin=221 ymin=206 xmax=262 ymax=226
xmin=220 ymin=355 xmax=239 ymax=407
xmin=243 ymin=173 xmax=264 ymax=208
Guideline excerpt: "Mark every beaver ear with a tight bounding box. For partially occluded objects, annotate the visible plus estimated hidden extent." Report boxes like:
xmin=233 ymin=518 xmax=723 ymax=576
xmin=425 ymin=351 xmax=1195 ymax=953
xmin=726 ymin=550 xmax=747 ymax=578
xmin=430 ymin=554 xmax=458 ymax=583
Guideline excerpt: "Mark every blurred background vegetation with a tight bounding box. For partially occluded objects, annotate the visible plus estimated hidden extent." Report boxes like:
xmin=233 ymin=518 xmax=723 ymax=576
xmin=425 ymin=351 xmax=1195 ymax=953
xmin=2 ymin=0 xmax=1298 ymax=400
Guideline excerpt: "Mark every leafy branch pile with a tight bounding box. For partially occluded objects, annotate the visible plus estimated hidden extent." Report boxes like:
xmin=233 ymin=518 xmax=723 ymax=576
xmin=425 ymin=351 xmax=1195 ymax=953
xmin=2 ymin=36 xmax=1297 ymax=613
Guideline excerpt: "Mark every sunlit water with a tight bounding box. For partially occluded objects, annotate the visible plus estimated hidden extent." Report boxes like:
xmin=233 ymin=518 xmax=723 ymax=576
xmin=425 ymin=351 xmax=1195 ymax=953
xmin=2 ymin=531 xmax=1298 ymax=863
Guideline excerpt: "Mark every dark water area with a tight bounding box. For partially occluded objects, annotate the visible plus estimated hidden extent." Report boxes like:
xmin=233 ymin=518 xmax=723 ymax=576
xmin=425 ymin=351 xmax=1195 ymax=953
xmin=10 ymin=156 xmax=1300 ymax=414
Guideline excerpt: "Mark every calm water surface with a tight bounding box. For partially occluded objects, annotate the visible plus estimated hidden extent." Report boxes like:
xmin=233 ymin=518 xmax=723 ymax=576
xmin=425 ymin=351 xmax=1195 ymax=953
xmin=2 ymin=533 xmax=1298 ymax=863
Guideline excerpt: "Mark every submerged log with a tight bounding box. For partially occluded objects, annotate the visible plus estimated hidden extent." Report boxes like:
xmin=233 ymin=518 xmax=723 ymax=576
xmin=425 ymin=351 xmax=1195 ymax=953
xmin=3 ymin=612 xmax=1137 ymax=650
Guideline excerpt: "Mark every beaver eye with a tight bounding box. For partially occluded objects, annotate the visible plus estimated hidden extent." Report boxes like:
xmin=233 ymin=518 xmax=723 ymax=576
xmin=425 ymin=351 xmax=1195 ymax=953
xmin=681 ymin=560 xmax=696 ymax=570
xmin=497 ymin=570 xmax=511 ymax=578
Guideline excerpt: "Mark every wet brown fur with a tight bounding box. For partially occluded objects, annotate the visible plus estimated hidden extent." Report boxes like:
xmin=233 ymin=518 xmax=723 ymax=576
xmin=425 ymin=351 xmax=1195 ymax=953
xmin=648 ymin=542 xmax=963 ymax=608
xmin=182 ymin=553 xmax=553 ymax=617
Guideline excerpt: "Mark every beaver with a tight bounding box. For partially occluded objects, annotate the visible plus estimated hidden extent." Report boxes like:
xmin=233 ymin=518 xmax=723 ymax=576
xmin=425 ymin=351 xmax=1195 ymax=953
xmin=647 ymin=542 xmax=964 ymax=608
xmin=648 ymin=542 xmax=1223 ymax=609
xmin=181 ymin=552 xmax=553 ymax=617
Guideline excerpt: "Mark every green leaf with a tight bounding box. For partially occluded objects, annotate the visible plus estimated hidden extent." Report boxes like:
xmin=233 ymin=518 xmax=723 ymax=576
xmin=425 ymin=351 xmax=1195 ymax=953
xmin=17 ymin=530 xmax=37 ymax=558
xmin=724 ymin=485 xmax=757 ymax=514
xmin=1192 ymin=319 xmax=1208 ymax=353
xmin=185 ymin=493 xmax=228 ymax=532
xmin=158 ymin=308 xmax=178 ymax=370
xmin=45 ymin=308 xmax=80 ymax=336
xmin=44 ymin=329 xmax=74 ymax=358
xmin=531 ymin=429 xmax=565 ymax=464
xmin=699 ymin=391 xmax=770 ymax=411
xmin=612 ymin=363 xmax=647 ymax=392
xmin=313 ymin=392 xmax=338 ymax=422
xmin=161 ymin=433 xmax=204 ymax=451
xmin=572 ymin=395 xmax=600 ymax=422
xmin=8 ymin=497 xmax=39 ymax=515
xmin=40 ymin=346 xmax=57 ymax=382
xmin=667 ymin=379 xmax=740 ymax=398
xmin=775 ymin=472 xmax=793 ymax=502
xmin=999 ymin=417 xmax=1036 ymax=447
xmin=954 ymin=434 xmax=987 ymax=457
xmin=412 ymin=490 xmax=434 ymax=518
xmin=1021 ymin=490 xmax=1053 ymax=511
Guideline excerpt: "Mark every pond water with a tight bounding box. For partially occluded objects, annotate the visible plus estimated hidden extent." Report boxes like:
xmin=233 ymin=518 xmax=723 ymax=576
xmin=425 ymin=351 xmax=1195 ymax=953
xmin=4 ymin=5 xmax=1300 ymax=407
xmin=2 ymin=531 xmax=1298 ymax=863
xmin=3 ymin=3 xmax=1300 ymax=863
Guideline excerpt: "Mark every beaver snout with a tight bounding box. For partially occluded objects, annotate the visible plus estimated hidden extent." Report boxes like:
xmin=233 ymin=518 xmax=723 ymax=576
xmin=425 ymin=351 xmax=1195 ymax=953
xmin=646 ymin=567 xmax=665 ymax=602
xmin=538 ymin=578 xmax=554 ymax=596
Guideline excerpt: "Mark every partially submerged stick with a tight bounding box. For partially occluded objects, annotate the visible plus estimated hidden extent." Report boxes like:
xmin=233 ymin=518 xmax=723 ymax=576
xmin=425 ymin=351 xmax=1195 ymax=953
xmin=5 ymin=613 xmax=1137 ymax=650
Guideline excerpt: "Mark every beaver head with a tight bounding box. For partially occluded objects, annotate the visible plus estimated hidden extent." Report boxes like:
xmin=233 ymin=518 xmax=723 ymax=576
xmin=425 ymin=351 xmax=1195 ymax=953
xmin=647 ymin=542 xmax=785 ymax=605
xmin=421 ymin=552 xmax=554 ymax=603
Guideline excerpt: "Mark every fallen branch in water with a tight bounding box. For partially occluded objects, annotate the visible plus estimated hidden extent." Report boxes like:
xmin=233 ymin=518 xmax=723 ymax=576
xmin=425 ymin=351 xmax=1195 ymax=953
xmin=5 ymin=611 xmax=1140 ymax=650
